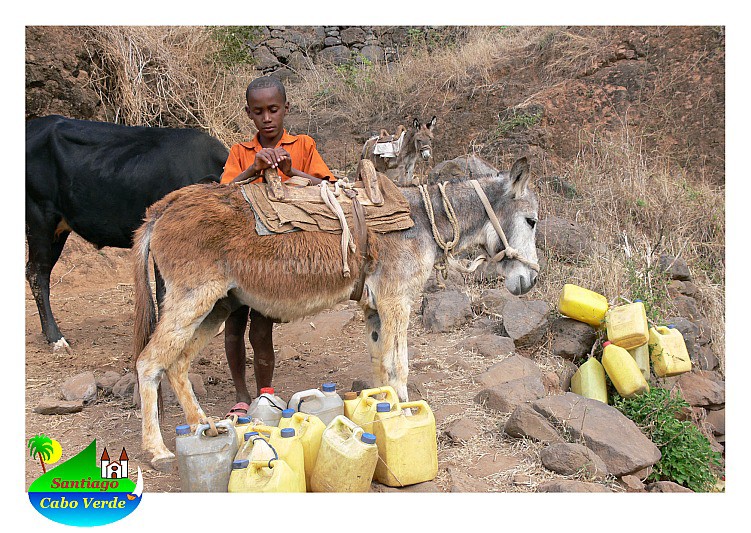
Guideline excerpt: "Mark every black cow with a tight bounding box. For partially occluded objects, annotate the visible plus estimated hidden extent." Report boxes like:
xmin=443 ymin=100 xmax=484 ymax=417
xmin=25 ymin=115 xmax=229 ymax=351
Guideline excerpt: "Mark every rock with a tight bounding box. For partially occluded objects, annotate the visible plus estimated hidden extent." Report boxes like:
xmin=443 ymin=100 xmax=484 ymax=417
xmin=672 ymin=295 xmax=701 ymax=320
xmin=618 ymin=475 xmax=646 ymax=492
xmin=705 ymin=408 xmax=725 ymax=435
xmin=676 ymin=371 xmax=725 ymax=408
xmin=694 ymin=318 xmax=713 ymax=346
xmin=550 ymin=317 xmax=597 ymax=360
xmin=444 ymin=418 xmax=479 ymax=443
xmin=558 ymin=361 xmax=579 ymax=393
xmin=501 ymin=299 xmax=550 ymax=346
xmin=646 ymin=481 xmax=693 ymax=493
xmin=535 ymin=216 xmax=592 ymax=262
xmin=421 ymin=290 xmax=473 ymax=332
xmin=34 ymin=397 xmax=85 ymax=415
xmin=532 ymin=393 xmax=662 ymax=476
xmin=447 ymin=466 xmax=493 ymax=492
xmin=540 ymin=442 xmax=609 ymax=480
xmin=458 ymin=334 xmax=515 ymax=358
xmin=317 ymin=45 xmax=351 ymax=65
xmin=252 ymin=45 xmax=280 ymax=70
xmin=476 ymin=354 xmax=543 ymax=389
xmin=476 ymin=288 xmax=519 ymax=315
xmin=95 ymin=371 xmax=121 ymax=395
xmin=543 ymin=371 xmax=561 ymax=394
xmin=504 ymin=404 xmax=564 ymax=444
xmin=351 ymin=379 xmax=373 ymax=393
xmin=360 ymin=45 xmax=385 ymax=64
xmin=61 ymin=371 xmax=98 ymax=405
xmin=468 ymin=453 xmax=520 ymax=477
xmin=340 ymin=26 xmax=366 ymax=45
xmin=658 ymin=254 xmax=692 ymax=281
xmin=112 ymin=373 xmax=137 ymax=400
xmin=475 ymin=376 xmax=546 ymax=413
xmin=537 ymin=480 xmax=612 ymax=493
xmin=277 ymin=345 xmax=300 ymax=361
xmin=697 ymin=346 xmax=719 ymax=371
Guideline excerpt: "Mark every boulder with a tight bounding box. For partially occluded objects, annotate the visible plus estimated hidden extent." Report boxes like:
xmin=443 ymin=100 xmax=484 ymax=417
xmin=676 ymin=371 xmax=725 ymax=409
xmin=557 ymin=360 xmax=579 ymax=393
xmin=537 ymin=480 xmax=612 ymax=493
xmin=458 ymin=334 xmax=515 ymax=358
xmin=672 ymin=295 xmax=701 ymax=320
xmin=475 ymin=376 xmax=546 ymax=413
xmin=532 ymin=393 xmax=662 ymax=476
xmin=705 ymin=408 xmax=725 ymax=436
xmin=444 ymin=418 xmax=480 ymax=443
xmin=61 ymin=371 xmax=98 ymax=405
xmin=503 ymin=403 xmax=564 ymax=443
xmin=657 ymin=254 xmax=692 ymax=281
xmin=646 ymin=481 xmax=694 ymax=493
xmin=95 ymin=371 xmax=121 ymax=396
xmin=500 ymin=299 xmax=550 ymax=346
xmin=34 ymin=397 xmax=85 ymax=415
xmin=539 ymin=442 xmax=609 ymax=480
xmin=421 ymin=290 xmax=473 ymax=332
xmin=112 ymin=373 xmax=137 ymax=400
xmin=476 ymin=354 xmax=542 ymax=389
xmin=550 ymin=317 xmax=597 ymax=360
xmin=618 ymin=475 xmax=646 ymax=492
xmin=476 ymin=287 xmax=519 ymax=315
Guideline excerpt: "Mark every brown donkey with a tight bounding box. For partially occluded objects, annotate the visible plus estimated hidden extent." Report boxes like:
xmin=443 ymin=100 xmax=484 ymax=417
xmin=362 ymin=117 xmax=437 ymax=186
xmin=133 ymin=157 xmax=538 ymax=469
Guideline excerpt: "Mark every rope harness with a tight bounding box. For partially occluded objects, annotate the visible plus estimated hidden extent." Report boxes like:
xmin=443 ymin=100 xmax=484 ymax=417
xmin=418 ymin=179 xmax=540 ymax=287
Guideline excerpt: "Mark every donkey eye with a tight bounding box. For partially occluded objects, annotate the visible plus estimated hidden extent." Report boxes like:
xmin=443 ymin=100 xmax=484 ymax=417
xmin=526 ymin=217 xmax=537 ymax=229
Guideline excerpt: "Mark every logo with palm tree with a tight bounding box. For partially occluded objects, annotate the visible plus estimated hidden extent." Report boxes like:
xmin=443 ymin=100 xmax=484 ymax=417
xmin=27 ymin=434 xmax=62 ymax=474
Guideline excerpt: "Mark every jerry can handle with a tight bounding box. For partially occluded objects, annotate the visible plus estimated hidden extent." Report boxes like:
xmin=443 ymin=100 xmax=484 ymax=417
xmin=195 ymin=418 xmax=231 ymax=437
xmin=333 ymin=415 xmax=364 ymax=439
xmin=397 ymin=400 xmax=430 ymax=416
xmin=289 ymin=388 xmax=325 ymax=411
xmin=361 ymin=386 xmax=399 ymax=404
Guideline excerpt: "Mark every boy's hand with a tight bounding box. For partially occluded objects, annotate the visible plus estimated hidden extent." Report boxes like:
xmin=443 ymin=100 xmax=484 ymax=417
xmin=254 ymin=147 xmax=291 ymax=174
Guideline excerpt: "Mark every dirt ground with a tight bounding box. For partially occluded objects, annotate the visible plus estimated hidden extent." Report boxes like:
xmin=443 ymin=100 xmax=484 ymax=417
xmin=25 ymin=233 xmax=565 ymax=494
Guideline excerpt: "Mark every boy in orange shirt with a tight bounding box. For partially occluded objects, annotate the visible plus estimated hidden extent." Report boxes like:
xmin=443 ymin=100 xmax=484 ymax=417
xmin=221 ymin=75 xmax=336 ymax=417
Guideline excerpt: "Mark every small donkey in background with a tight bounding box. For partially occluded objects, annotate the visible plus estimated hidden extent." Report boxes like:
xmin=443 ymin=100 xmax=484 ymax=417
xmin=362 ymin=116 xmax=436 ymax=186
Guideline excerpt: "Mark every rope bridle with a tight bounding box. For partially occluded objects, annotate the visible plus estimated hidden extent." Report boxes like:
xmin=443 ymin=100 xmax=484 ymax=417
xmin=417 ymin=179 xmax=539 ymax=285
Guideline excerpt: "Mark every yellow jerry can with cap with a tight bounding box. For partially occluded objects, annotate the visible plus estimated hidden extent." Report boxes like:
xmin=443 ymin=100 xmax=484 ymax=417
xmin=601 ymin=341 xmax=650 ymax=398
xmin=649 ymin=325 xmax=692 ymax=377
xmin=558 ymin=284 xmax=609 ymax=327
xmin=277 ymin=409 xmax=325 ymax=490
xmin=606 ymin=300 xmax=650 ymax=349
xmin=570 ymin=357 xmax=608 ymax=404
xmin=347 ymin=386 xmax=400 ymax=433
xmin=372 ymin=401 xmax=438 ymax=487
xmin=228 ymin=458 xmax=305 ymax=493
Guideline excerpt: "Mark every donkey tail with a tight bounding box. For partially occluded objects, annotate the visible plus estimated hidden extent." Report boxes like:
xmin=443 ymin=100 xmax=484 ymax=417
xmin=133 ymin=216 xmax=157 ymax=361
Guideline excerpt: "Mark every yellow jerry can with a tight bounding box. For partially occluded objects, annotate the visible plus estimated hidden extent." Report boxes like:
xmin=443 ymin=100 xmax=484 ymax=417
xmin=602 ymin=341 xmax=650 ymax=398
xmin=558 ymin=284 xmax=609 ymax=327
xmin=649 ymin=325 xmax=692 ymax=377
xmin=570 ymin=357 xmax=608 ymax=404
xmin=606 ymin=300 xmax=650 ymax=349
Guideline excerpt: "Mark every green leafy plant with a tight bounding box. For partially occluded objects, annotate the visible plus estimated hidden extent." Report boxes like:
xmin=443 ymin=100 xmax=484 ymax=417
xmin=210 ymin=26 xmax=262 ymax=67
xmin=334 ymin=52 xmax=373 ymax=89
xmin=613 ymin=387 xmax=722 ymax=492
xmin=496 ymin=108 xmax=543 ymax=136
xmin=624 ymin=257 xmax=669 ymax=324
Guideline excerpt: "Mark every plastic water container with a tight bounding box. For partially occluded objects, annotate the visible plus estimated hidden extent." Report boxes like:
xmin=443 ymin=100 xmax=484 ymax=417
xmin=343 ymin=391 xmax=359 ymax=420
xmin=601 ymin=341 xmax=650 ymax=398
xmin=278 ymin=411 xmax=326 ymax=489
xmin=229 ymin=458 xmax=304 ymax=493
xmin=628 ymin=343 xmax=651 ymax=381
xmin=228 ymin=459 xmax=250 ymax=492
xmin=558 ymin=283 xmax=609 ymax=327
xmin=175 ymin=419 xmax=238 ymax=492
xmin=268 ymin=427 xmax=306 ymax=490
xmin=288 ymin=383 xmax=344 ymax=426
xmin=232 ymin=416 xmax=253 ymax=445
xmin=570 ymin=358 xmax=608 ymax=404
xmin=650 ymin=325 xmax=692 ymax=377
xmin=235 ymin=430 xmax=259 ymax=461
xmin=310 ymin=415 xmax=378 ymax=493
xmin=606 ymin=300 xmax=649 ymax=349
xmin=372 ymin=401 xmax=438 ymax=487
xmin=247 ymin=387 xmax=287 ymax=426
xmin=347 ymin=386 xmax=400 ymax=433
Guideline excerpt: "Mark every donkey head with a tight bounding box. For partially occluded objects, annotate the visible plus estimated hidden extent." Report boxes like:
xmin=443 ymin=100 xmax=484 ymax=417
xmin=412 ymin=116 xmax=436 ymax=162
xmin=482 ymin=157 xmax=539 ymax=295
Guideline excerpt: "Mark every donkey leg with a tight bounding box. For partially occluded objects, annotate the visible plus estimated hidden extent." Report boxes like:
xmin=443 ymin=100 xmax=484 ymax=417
xmin=248 ymin=309 xmax=275 ymax=393
xmin=165 ymin=301 xmax=232 ymax=426
xmin=364 ymin=295 xmax=412 ymax=402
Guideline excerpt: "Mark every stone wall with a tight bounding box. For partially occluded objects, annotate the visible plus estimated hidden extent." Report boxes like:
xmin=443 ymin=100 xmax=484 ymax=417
xmin=248 ymin=26 xmax=453 ymax=81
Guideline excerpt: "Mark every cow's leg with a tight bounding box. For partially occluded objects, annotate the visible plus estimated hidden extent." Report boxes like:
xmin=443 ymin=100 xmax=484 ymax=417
xmin=165 ymin=299 xmax=232 ymax=426
xmin=364 ymin=295 xmax=412 ymax=402
xmin=25 ymin=207 xmax=71 ymax=351
xmin=248 ymin=309 xmax=275 ymax=393
xmin=137 ymin=287 xmax=225 ymax=470
xmin=224 ymin=305 xmax=252 ymax=407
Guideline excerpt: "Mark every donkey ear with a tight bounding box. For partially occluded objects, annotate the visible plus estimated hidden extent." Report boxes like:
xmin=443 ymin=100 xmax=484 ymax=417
xmin=509 ymin=157 xmax=530 ymax=198
xmin=413 ymin=118 xmax=420 ymax=129
xmin=427 ymin=116 xmax=437 ymax=130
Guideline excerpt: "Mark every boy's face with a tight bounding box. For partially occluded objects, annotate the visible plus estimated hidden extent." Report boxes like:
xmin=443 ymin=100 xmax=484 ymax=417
xmin=245 ymin=87 xmax=289 ymax=145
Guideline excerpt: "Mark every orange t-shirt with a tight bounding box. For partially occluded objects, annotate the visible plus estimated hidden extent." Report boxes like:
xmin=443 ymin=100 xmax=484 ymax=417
xmin=220 ymin=130 xmax=334 ymax=184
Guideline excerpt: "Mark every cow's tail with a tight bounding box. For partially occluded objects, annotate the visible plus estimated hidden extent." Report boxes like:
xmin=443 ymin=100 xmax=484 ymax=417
xmin=132 ymin=208 xmax=164 ymax=417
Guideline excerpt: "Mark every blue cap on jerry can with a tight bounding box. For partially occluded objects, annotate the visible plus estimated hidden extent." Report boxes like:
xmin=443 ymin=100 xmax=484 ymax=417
xmin=175 ymin=424 xmax=191 ymax=435
xmin=281 ymin=408 xmax=295 ymax=418
xmin=322 ymin=382 xmax=336 ymax=392
xmin=281 ymin=428 xmax=295 ymax=438
xmin=361 ymin=433 xmax=376 ymax=444
xmin=376 ymin=402 xmax=391 ymax=413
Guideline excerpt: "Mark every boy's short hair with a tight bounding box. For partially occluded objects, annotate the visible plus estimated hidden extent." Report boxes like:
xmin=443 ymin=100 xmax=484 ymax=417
xmin=246 ymin=76 xmax=287 ymax=103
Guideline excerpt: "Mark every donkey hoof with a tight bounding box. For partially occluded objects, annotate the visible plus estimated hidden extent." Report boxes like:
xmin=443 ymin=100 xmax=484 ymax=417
xmin=151 ymin=454 xmax=176 ymax=473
